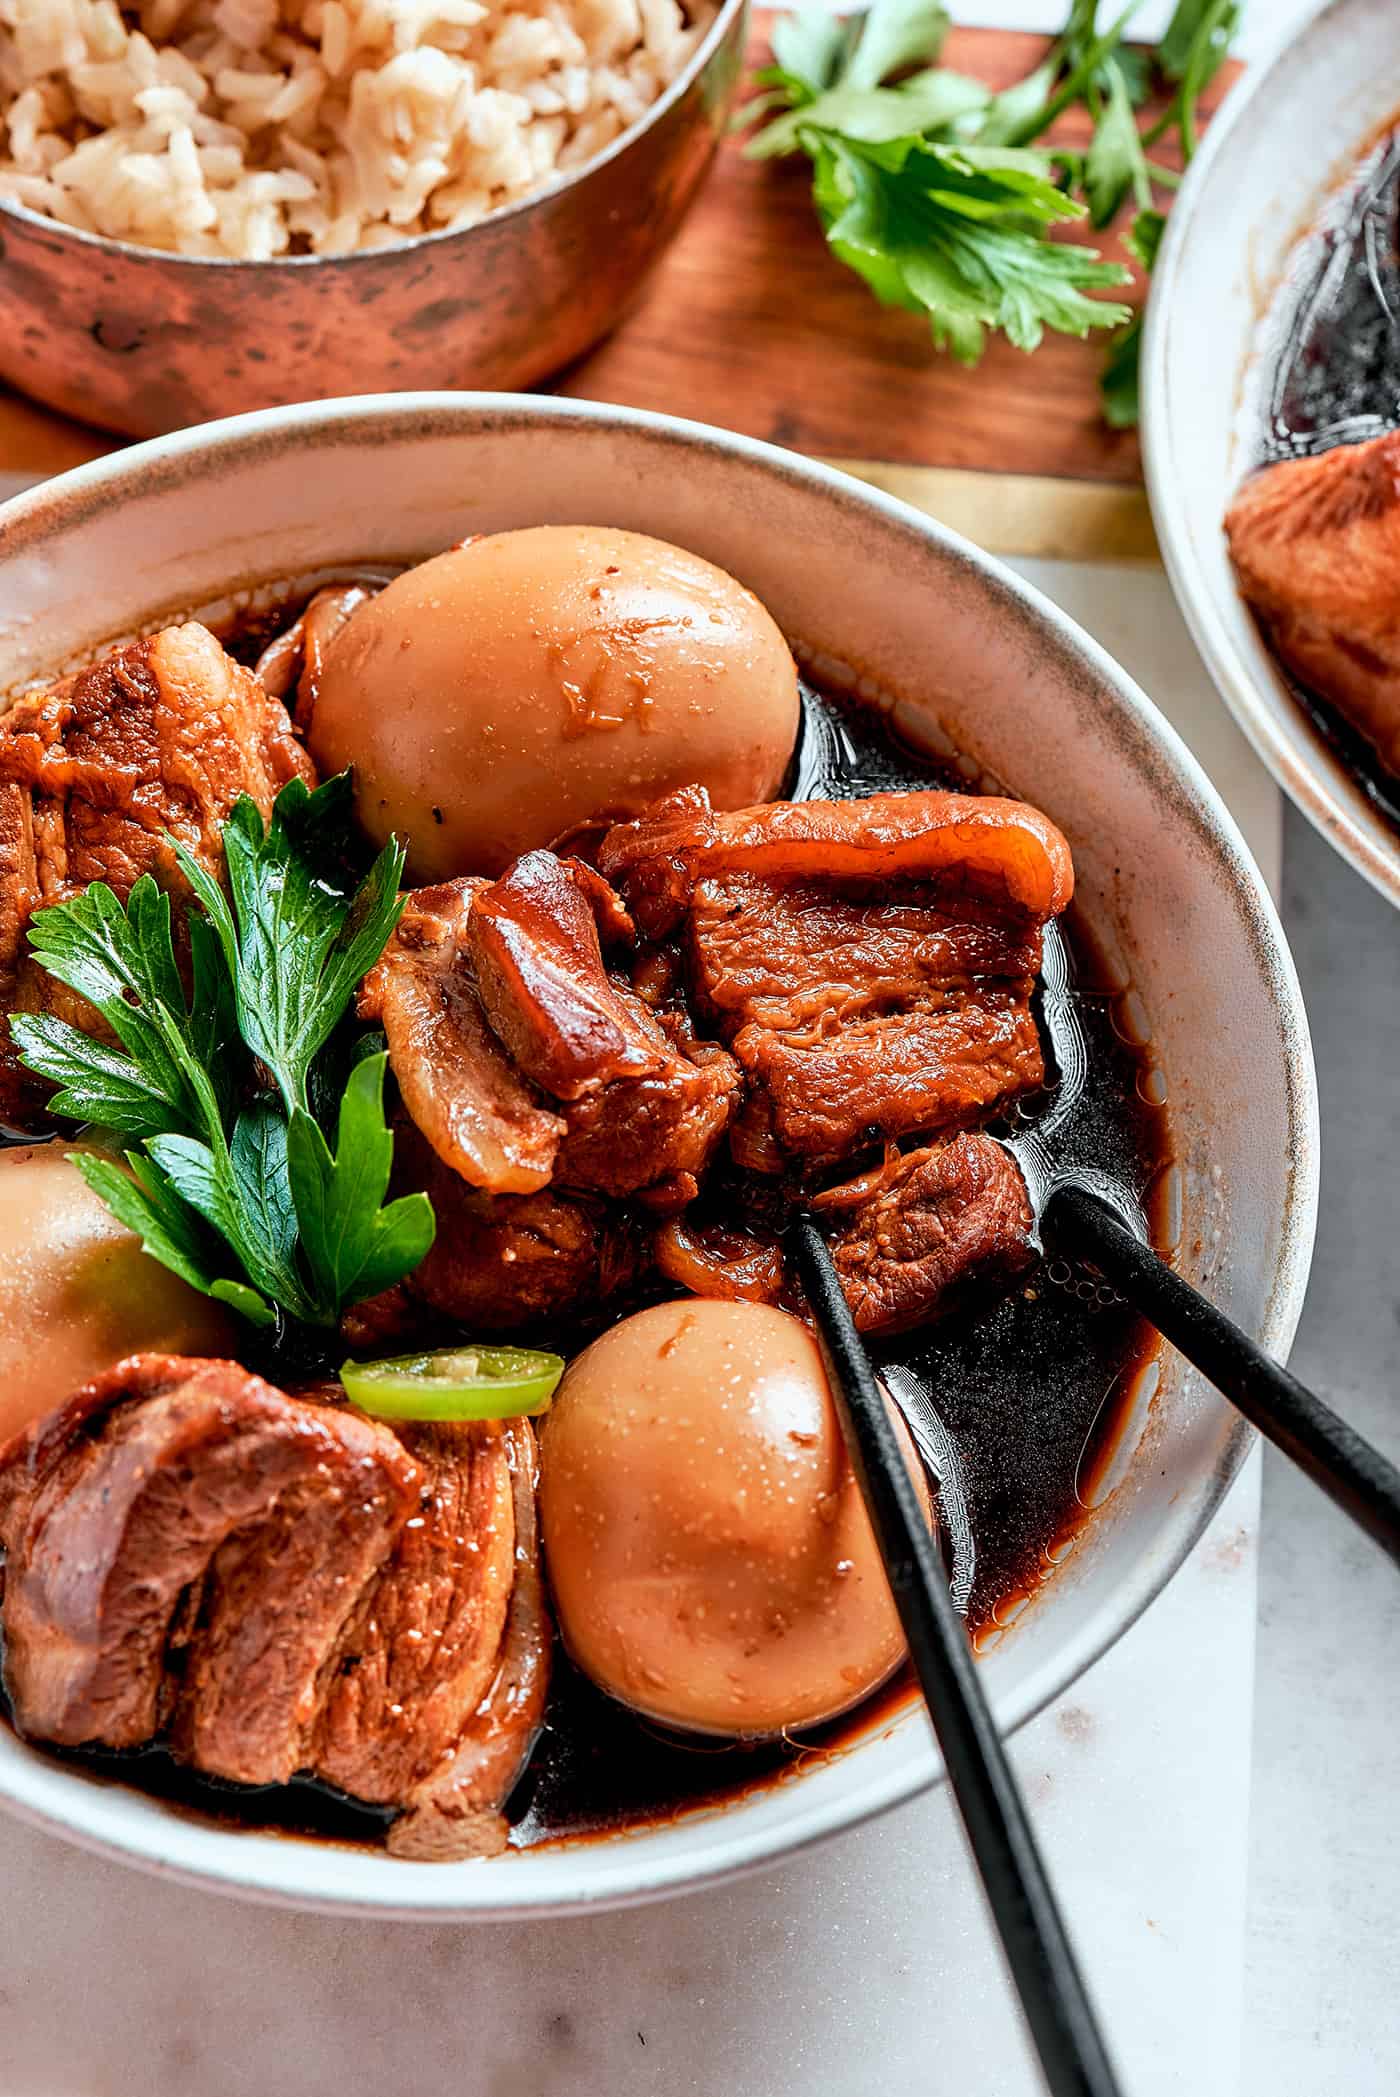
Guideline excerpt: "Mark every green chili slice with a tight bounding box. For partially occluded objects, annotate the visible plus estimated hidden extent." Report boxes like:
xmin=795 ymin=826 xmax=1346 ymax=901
xmin=340 ymin=1345 xmax=564 ymax=1422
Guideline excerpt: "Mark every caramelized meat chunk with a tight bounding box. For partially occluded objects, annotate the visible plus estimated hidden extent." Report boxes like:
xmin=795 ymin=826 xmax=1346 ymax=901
xmin=1225 ymin=430 xmax=1400 ymax=776
xmin=467 ymin=852 xmax=738 ymax=1205
xmin=0 ymin=1354 xmax=549 ymax=1858
xmin=313 ymin=1416 xmax=547 ymax=1861
xmin=359 ymin=880 xmax=564 ymax=1197
xmin=601 ymin=790 xmax=1068 ymax=1171
xmin=816 ymin=1134 xmax=1036 ymax=1336
xmin=399 ymin=1128 xmax=645 ymax=1332
xmin=554 ymin=1035 xmax=735 ymax=1210
xmin=385 ymin=1420 xmax=550 ymax=1861
xmin=467 ymin=851 xmax=651 ymax=1099
xmin=0 ymin=1355 xmax=416 ymax=1763
xmin=371 ymin=857 xmax=737 ymax=1213
xmin=0 ymin=622 xmax=313 ymax=1127
xmin=598 ymin=785 xmax=1074 ymax=937
xmin=692 ymin=874 xmax=1046 ymax=1164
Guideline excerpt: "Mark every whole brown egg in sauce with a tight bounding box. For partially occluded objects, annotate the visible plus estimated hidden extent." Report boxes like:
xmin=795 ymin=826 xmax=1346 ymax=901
xmin=539 ymin=1299 xmax=933 ymax=1738
xmin=305 ymin=525 xmax=803 ymax=879
xmin=0 ymin=1147 xmax=236 ymax=1445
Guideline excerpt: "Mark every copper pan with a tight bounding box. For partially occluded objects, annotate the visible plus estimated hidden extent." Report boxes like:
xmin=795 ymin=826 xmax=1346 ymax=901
xmin=0 ymin=0 xmax=747 ymax=440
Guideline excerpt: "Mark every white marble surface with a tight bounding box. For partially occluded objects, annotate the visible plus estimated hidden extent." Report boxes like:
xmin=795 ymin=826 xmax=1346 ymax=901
xmin=1245 ymin=820 xmax=1400 ymax=2095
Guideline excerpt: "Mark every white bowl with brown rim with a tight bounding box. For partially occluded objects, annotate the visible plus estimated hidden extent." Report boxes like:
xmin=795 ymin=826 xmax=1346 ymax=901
xmin=0 ymin=394 xmax=1316 ymax=1918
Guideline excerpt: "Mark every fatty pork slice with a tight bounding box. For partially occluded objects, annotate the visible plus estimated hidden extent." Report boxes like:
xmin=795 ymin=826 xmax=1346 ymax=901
xmin=0 ymin=1356 xmax=552 ymax=1858
xmin=0 ymin=623 xmax=314 ymax=1127
xmin=315 ymin=1417 xmax=550 ymax=1862
xmin=358 ymin=879 xmax=565 ymax=1197
xmin=598 ymin=789 xmax=1073 ymax=1172
xmin=363 ymin=854 xmax=738 ymax=1209
xmin=467 ymin=851 xmax=738 ymax=1207
xmin=0 ymin=1354 xmax=417 ymax=1765
xmin=814 ymin=1135 xmax=1036 ymax=1336
xmin=1225 ymin=429 xmax=1400 ymax=778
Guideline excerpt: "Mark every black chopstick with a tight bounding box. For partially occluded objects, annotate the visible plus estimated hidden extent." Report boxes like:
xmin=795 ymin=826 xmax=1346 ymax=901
xmin=1047 ymin=1182 xmax=1400 ymax=1569
xmin=790 ymin=1217 xmax=1124 ymax=2097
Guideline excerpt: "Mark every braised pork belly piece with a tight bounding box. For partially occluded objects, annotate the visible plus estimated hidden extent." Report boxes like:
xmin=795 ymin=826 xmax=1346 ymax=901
xmin=0 ymin=622 xmax=313 ymax=1126
xmin=313 ymin=1409 xmax=549 ymax=1862
xmin=380 ymin=1125 xmax=647 ymax=1336
xmin=598 ymin=788 xmax=1072 ymax=1174
xmin=359 ymin=878 xmax=564 ymax=1198
xmin=361 ymin=852 xmax=738 ymax=1332
xmin=598 ymin=783 xmax=1073 ymax=934
xmin=0 ymin=1354 xmax=415 ymax=1761
xmin=1225 ymin=430 xmax=1400 ymax=777
xmin=468 ymin=852 xmax=739 ymax=1209
xmin=813 ymin=1134 xmax=1036 ymax=1337
xmin=364 ymin=855 xmax=738 ymax=1212
xmin=0 ymin=1354 xmax=548 ymax=1858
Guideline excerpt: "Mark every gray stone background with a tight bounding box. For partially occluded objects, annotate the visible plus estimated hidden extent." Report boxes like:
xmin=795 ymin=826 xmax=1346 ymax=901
xmin=1246 ymin=813 xmax=1400 ymax=2091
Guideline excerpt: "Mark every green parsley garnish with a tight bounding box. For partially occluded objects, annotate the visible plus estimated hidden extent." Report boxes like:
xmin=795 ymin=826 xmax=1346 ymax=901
xmin=12 ymin=775 xmax=434 ymax=1331
xmin=737 ymin=0 xmax=1243 ymax=423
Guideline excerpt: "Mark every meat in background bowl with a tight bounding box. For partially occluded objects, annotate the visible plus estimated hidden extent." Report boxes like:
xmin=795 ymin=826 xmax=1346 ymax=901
xmin=0 ymin=395 xmax=1316 ymax=1917
xmin=1141 ymin=0 xmax=1400 ymax=910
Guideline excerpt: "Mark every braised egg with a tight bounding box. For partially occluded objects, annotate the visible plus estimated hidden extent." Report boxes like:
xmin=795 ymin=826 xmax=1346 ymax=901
xmin=538 ymin=1298 xmax=931 ymax=1737
xmin=306 ymin=526 xmax=801 ymax=879
xmin=0 ymin=1146 xmax=236 ymax=1444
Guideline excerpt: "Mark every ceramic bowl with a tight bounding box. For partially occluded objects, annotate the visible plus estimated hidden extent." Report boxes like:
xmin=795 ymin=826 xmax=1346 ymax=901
xmin=1141 ymin=0 xmax=1400 ymax=910
xmin=0 ymin=394 xmax=1317 ymax=1918
xmin=0 ymin=0 xmax=746 ymax=440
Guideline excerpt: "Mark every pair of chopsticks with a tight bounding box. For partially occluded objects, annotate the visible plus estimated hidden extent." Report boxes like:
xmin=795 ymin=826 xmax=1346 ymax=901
xmin=792 ymin=1217 xmax=1122 ymax=2097
xmin=795 ymin=1169 xmax=1400 ymax=2096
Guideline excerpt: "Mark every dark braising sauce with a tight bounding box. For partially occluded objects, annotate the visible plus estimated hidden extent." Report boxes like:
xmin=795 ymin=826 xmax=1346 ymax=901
xmin=508 ymin=685 xmax=1167 ymax=1849
xmin=1254 ymin=120 xmax=1400 ymax=827
xmin=0 ymin=652 xmax=1170 ymax=1855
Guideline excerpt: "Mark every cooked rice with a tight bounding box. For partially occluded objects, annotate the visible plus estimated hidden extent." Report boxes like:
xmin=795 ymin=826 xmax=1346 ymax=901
xmin=0 ymin=0 xmax=715 ymax=258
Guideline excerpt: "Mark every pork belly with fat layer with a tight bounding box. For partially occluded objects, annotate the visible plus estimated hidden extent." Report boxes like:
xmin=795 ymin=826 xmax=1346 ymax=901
xmin=1226 ymin=429 xmax=1400 ymax=777
xmin=599 ymin=789 xmax=1071 ymax=1173
xmin=0 ymin=623 xmax=313 ymax=1127
xmin=0 ymin=1355 xmax=549 ymax=1858
xmin=364 ymin=856 xmax=738 ymax=1217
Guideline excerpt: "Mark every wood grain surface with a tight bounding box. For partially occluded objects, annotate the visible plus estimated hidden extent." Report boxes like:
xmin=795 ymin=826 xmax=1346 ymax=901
xmin=0 ymin=23 xmax=1240 ymax=495
xmin=559 ymin=23 xmax=1240 ymax=486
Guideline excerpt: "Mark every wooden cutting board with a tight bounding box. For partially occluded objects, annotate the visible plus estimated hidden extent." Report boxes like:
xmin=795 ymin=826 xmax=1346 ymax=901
xmin=0 ymin=23 xmax=1238 ymax=556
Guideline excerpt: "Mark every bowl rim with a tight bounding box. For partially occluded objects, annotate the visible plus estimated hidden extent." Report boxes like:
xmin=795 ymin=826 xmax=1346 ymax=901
xmin=0 ymin=0 xmax=747 ymax=272
xmin=0 ymin=391 xmax=1320 ymax=1918
xmin=1140 ymin=0 xmax=1400 ymax=912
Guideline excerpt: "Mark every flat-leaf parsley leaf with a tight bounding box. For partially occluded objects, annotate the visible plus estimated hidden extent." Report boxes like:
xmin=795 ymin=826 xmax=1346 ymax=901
xmin=14 ymin=776 xmax=433 ymax=1331
xmin=737 ymin=0 xmax=1243 ymax=419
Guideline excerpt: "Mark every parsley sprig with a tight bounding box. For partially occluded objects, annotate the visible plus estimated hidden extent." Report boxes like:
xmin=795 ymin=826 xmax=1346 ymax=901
xmin=12 ymin=776 xmax=434 ymax=1331
xmin=738 ymin=0 xmax=1243 ymax=422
